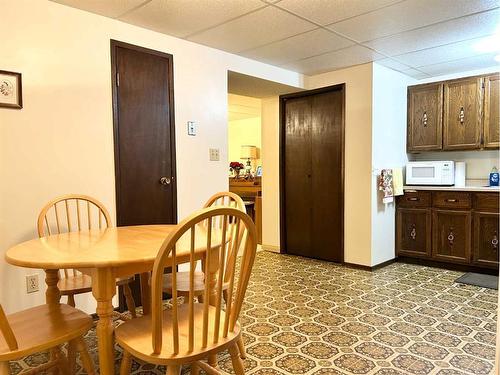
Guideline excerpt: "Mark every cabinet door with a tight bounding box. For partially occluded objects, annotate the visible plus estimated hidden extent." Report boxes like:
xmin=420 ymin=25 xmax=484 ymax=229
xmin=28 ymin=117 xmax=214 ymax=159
xmin=396 ymin=208 xmax=431 ymax=258
xmin=483 ymin=74 xmax=500 ymax=149
xmin=473 ymin=211 xmax=499 ymax=268
xmin=407 ymin=83 xmax=443 ymax=152
xmin=443 ymin=77 xmax=482 ymax=150
xmin=432 ymin=209 xmax=471 ymax=264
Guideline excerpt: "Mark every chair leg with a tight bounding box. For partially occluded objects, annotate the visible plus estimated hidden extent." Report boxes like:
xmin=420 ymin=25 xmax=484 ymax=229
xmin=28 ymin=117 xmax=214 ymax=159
xmin=75 ymin=337 xmax=95 ymax=375
xmin=237 ymin=337 xmax=246 ymax=359
xmin=229 ymin=344 xmax=245 ymax=375
xmin=0 ymin=362 xmax=10 ymax=375
xmin=67 ymin=294 xmax=76 ymax=307
xmin=166 ymin=365 xmax=180 ymax=375
xmin=67 ymin=340 xmax=77 ymax=375
xmin=120 ymin=351 xmax=132 ymax=375
xmin=191 ymin=362 xmax=200 ymax=375
xmin=123 ymin=283 xmax=137 ymax=318
xmin=197 ymin=294 xmax=204 ymax=303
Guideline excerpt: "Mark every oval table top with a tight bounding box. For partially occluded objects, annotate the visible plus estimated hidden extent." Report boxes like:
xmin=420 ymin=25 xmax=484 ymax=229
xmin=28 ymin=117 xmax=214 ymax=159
xmin=5 ymin=224 xmax=220 ymax=269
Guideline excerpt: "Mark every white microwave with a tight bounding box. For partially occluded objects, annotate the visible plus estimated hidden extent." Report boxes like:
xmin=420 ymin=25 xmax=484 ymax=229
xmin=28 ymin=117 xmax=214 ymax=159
xmin=406 ymin=161 xmax=455 ymax=186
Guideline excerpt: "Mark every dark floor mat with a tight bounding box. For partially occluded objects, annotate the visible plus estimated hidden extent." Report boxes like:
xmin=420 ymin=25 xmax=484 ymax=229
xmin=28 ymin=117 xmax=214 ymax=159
xmin=455 ymin=272 xmax=499 ymax=289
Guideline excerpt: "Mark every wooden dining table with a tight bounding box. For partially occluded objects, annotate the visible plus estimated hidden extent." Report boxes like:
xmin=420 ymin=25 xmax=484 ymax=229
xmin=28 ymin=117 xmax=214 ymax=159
xmin=5 ymin=224 xmax=224 ymax=375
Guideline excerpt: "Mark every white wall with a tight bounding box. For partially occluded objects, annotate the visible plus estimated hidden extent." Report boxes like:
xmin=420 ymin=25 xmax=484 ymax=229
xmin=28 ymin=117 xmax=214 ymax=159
xmin=306 ymin=64 xmax=374 ymax=266
xmin=371 ymin=64 xmax=416 ymax=266
xmin=0 ymin=0 xmax=304 ymax=314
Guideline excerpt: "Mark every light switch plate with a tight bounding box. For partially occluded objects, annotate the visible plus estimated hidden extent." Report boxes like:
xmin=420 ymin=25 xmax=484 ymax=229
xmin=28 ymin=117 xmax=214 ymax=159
xmin=209 ymin=148 xmax=220 ymax=161
xmin=187 ymin=121 xmax=196 ymax=136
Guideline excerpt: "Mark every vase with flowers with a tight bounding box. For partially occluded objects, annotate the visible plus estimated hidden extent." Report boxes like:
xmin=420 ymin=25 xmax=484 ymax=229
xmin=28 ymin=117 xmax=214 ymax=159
xmin=230 ymin=161 xmax=245 ymax=179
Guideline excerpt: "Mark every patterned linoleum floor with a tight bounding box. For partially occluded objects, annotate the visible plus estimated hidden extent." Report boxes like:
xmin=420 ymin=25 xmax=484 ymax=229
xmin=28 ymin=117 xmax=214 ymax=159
xmin=10 ymin=251 xmax=498 ymax=374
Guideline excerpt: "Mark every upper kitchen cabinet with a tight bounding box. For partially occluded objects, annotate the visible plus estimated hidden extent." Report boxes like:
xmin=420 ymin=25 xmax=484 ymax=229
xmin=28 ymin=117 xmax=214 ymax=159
xmin=407 ymin=83 xmax=443 ymax=152
xmin=443 ymin=77 xmax=482 ymax=150
xmin=483 ymin=74 xmax=500 ymax=148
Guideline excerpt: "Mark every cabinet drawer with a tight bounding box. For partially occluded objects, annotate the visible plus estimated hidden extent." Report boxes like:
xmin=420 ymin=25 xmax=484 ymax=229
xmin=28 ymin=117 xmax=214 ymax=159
xmin=474 ymin=192 xmax=499 ymax=211
xmin=433 ymin=192 xmax=471 ymax=209
xmin=397 ymin=191 xmax=431 ymax=208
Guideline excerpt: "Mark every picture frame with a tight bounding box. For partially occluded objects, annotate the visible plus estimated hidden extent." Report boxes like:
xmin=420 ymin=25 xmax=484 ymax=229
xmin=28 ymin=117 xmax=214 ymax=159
xmin=0 ymin=70 xmax=23 ymax=109
xmin=256 ymin=165 xmax=262 ymax=177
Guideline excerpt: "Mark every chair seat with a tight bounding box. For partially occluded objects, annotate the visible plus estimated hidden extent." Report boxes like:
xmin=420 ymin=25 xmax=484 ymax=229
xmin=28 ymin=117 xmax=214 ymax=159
xmin=162 ymin=272 xmax=229 ymax=296
xmin=58 ymin=274 xmax=134 ymax=294
xmin=0 ymin=304 xmax=92 ymax=361
xmin=115 ymin=303 xmax=240 ymax=365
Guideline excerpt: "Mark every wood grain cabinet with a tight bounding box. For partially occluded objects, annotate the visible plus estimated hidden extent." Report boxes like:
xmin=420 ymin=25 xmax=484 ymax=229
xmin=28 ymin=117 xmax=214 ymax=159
xmin=396 ymin=190 xmax=499 ymax=270
xmin=407 ymin=83 xmax=443 ymax=152
xmin=432 ymin=209 xmax=471 ymax=264
xmin=483 ymin=74 xmax=500 ymax=148
xmin=443 ymin=77 xmax=482 ymax=150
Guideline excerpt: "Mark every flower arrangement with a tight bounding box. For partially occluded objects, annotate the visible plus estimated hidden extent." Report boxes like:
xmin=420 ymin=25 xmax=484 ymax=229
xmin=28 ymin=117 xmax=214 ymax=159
xmin=229 ymin=161 xmax=244 ymax=171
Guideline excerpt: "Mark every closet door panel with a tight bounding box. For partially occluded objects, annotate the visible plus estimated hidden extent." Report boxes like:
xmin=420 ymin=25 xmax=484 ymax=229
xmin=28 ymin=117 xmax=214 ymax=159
xmin=284 ymin=97 xmax=313 ymax=256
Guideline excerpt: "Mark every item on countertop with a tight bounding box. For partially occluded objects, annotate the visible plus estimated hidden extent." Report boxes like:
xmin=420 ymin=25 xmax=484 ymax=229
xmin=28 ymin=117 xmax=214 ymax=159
xmin=455 ymin=162 xmax=466 ymax=187
xmin=489 ymin=167 xmax=499 ymax=187
xmin=393 ymin=167 xmax=404 ymax=196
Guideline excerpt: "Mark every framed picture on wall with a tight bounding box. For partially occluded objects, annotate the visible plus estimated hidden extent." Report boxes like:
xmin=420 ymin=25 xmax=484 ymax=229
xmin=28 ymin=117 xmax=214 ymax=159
xmin=0 ymin=70 xmax=22 ymax=109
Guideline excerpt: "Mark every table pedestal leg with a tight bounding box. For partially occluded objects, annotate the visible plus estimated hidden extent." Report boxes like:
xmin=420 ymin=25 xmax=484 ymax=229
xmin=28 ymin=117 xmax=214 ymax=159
xmin=92 ymin=268 xmax=116 ymax=375
xmin=45 ymin=269 xmax=61 ymax=305
xmin=140 ymin=272 xmax=151 ymax=315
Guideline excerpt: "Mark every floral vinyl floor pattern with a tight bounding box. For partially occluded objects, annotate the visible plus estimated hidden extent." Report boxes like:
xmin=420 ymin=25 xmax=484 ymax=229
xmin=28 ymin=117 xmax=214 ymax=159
xmin=10 ymin=251 xmax=498 ymax=375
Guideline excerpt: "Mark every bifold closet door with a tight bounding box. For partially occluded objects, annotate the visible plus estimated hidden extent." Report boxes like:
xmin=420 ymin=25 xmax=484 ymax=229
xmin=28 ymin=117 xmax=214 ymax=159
xmin=282 ymin=86 xmax=344 ymax=262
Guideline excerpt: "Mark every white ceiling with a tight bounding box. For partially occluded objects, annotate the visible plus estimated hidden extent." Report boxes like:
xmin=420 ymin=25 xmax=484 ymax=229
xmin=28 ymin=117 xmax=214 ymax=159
xmin=52 ymin=0 xmax=500 ymax=78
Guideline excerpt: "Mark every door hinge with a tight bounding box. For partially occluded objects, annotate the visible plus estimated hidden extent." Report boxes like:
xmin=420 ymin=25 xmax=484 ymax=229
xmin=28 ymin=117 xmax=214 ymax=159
xmin=116 ymin=72 xmax=120 ymax=87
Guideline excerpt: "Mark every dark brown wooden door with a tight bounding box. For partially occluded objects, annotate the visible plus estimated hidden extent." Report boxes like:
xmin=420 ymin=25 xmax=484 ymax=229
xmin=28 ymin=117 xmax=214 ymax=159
xmin=443 ymin=77 xmax=482 ymax=150
xmin=473 ymin=211 xmax=499 ymax=268
xmin=112 ymin=41 xmax=177 ymax=226
xmin=483 ymin=74 xmax=500 ymax=149
xmin=432 ymin=209 xmax=471 ymax=264
xmin=281 ymin=86 xmax=344 ymax=262
xmin=396 ymin=208 xmax=431 ymax=258
xmin=407 ymin=83 xmax=443 ymax=152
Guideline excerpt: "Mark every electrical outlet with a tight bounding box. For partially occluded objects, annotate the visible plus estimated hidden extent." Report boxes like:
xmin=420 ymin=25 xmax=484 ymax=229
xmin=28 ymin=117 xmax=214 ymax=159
xmin=26 ymin=274 xmax=39 ymax=294
xmin=187 ymin=121 xmax=196 ymax=136
xmin=209 ymin=148 xmax=220 ymax=161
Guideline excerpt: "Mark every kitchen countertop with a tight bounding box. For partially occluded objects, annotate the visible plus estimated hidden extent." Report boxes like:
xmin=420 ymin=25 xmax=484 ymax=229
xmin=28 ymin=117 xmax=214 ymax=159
xmin=404 ymin=184 xmax=500 ymax=192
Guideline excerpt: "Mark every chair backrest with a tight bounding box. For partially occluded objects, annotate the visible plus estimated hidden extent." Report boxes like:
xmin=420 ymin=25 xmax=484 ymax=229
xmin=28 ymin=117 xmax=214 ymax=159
xmin=0 ymin=305 xmax=18 ymax=351
xmin=37 ymin=194 xmax=111 ymax=279
xmin=203 ymin=192 xmax=245 ymax=212
xmin=37 ymin=194 xmax=111 ymax=237
xmin=150 ymin=206 xmax=257 ymax=355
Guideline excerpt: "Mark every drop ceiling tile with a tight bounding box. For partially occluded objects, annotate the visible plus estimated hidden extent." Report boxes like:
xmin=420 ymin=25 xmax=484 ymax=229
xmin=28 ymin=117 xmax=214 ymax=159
xmin=393 ymin=37 xmax=497 ymax=67
xmin=328 ymin=0 xmax=500 ymax=42
xmin=418 ymin=53 xmax=500 ymax=76
xmin=187 ymin=6 xmax=316 ymax=53
xmin=241 ymin=28 xmax=354 ymax=65
xmin=400 ymin=68 xmax=432 ymax=79
xmin=365 ymin=9 xmax=500 ymax=56
xmin=120 ymin=0 xmax=266 ymax=38
xmin=276 ymin=0 xmax=401 ymax=25
xmin=51 ymin=0 xmax=146 ymax=18
xmin=376 ymin=58 xmax=413 ymax=71
xmin=282 ymin=45 xmax=383 ymax=75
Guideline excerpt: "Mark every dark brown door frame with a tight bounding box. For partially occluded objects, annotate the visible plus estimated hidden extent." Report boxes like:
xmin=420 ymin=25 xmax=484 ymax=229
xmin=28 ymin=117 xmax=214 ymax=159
xmin=110 ymin=39 xmax=178 ymax=226
xmin=279 ymin=84 xmax=345 ymax=262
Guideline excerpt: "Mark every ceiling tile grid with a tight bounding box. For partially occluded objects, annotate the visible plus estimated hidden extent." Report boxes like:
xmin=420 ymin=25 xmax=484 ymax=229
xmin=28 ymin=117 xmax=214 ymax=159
xmin=51 ymin=0 xmax=500 ymax=78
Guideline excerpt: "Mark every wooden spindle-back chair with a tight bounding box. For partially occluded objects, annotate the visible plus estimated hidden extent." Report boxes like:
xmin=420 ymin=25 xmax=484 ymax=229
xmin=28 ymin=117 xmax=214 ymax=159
xmin=37 ymin=194 xmax=137 ymax=317
xmin=0 ymin=303 xmax=94 ymax=374
xmin=116 ymin=206 xmax=257 ymax=375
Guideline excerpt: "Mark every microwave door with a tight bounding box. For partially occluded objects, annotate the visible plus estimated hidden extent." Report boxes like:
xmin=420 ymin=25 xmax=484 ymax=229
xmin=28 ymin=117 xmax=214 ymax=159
xmin=410 ymin=165 xmax=437 ymax=185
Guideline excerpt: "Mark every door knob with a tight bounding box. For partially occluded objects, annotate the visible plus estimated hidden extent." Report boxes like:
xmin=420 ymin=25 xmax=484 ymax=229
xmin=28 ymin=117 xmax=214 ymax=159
xmin=159 ymin=177 xmax=171 ymax=185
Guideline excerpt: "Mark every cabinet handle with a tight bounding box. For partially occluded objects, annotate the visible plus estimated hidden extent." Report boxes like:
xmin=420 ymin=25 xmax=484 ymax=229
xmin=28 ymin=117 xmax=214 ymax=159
xmin=492 ymin=233 xmax=498 ymax=249
xmin=422 ymin=111 xmax=428 ymax=127
xmin=408 ymin=197 xmax=419 ymax=201
xmin=445 ymin=198 xmax=458 ymax=203
xmin=410 ymin=225 xmax=417 ymax=240
xmin=459 ymin=107 xmax=465 ymax=124
xmin=447 ymin=228 xmax=455 ymax=245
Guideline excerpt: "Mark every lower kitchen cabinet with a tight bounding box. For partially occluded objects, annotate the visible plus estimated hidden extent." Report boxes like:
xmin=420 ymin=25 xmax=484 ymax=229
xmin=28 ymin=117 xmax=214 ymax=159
xmin=432 ymin=209 xmax=471 ymax=264
xmin=396 ymin=190 xmax=499 ymax=270
xmin=473 ymin=211 xmax=500 ymax=268
xmin=396 ymin=208 xmax=431 ymax=258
